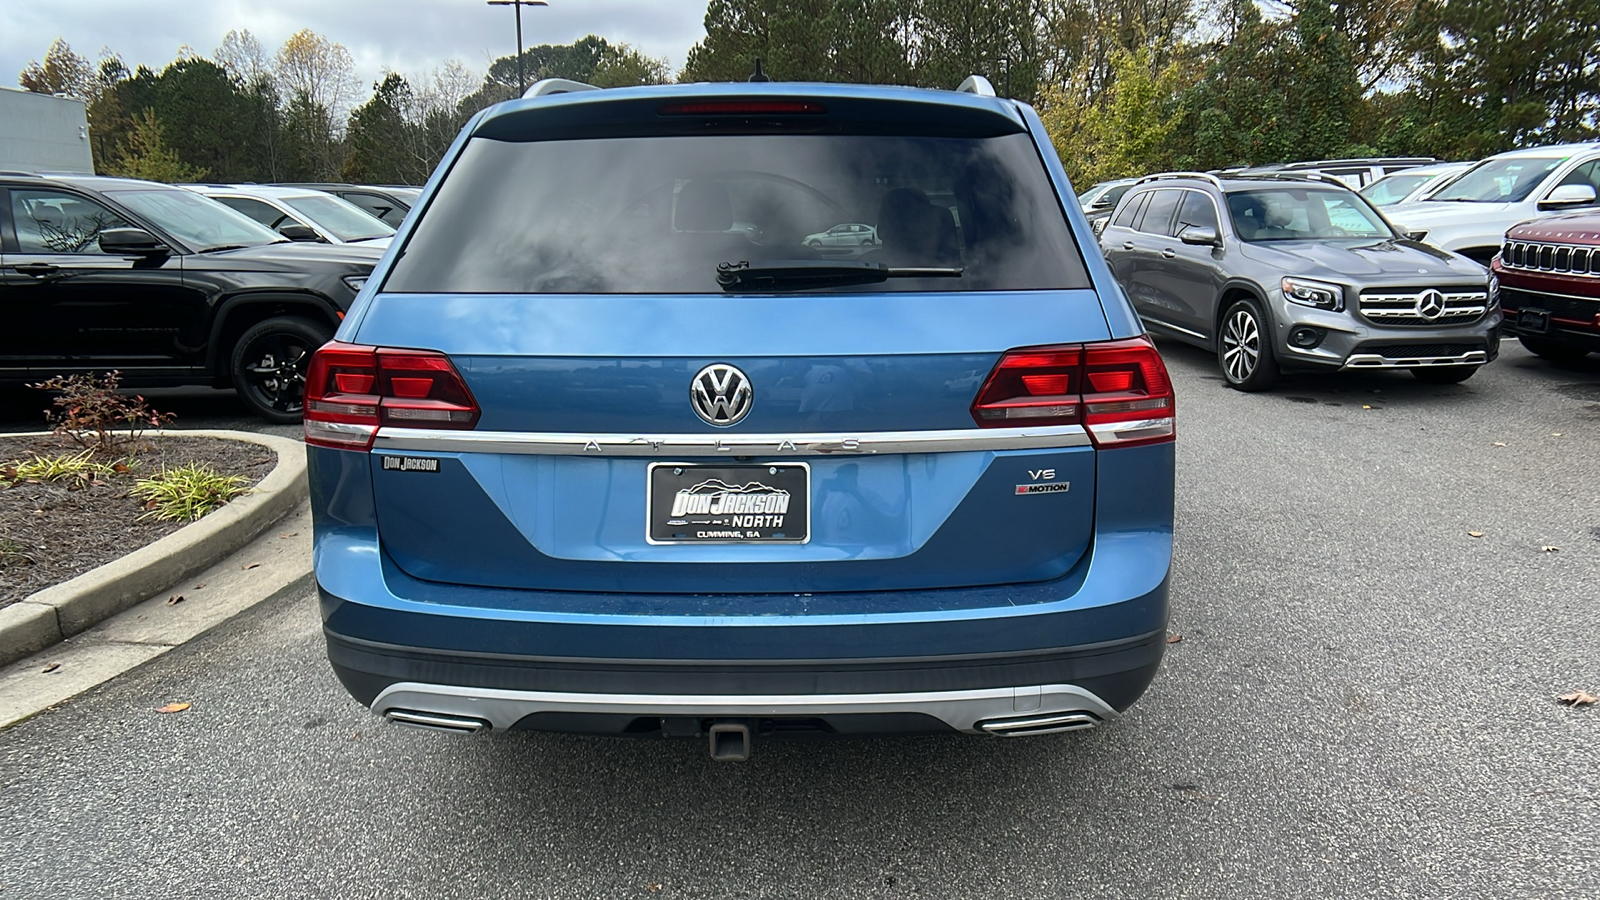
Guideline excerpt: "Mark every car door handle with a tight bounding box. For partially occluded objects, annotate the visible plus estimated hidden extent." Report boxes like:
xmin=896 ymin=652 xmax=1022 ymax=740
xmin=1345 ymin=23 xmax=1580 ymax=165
xmin=1161 ymin=249 xmax=1177 ymax=258
xmin=1122 ymin=242 xmax=1135 ymax=250
xmin=12 ymin=263 xmax=61 ymax=277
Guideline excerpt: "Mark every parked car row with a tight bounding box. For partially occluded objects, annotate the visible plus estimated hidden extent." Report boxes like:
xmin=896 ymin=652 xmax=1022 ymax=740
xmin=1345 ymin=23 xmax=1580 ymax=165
xmin=1085 ymin=142 xmax=1600 ymax=386
xmin=0 ymin=174 xmax=417 ymax=421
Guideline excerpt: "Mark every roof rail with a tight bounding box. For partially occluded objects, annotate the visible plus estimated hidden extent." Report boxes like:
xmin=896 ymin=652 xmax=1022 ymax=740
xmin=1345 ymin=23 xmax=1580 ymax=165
xmin=1134 ymin=171 xmax=1225 ymax=189
xmin=956 ymin=75 xmax=996 ymax=97
xmin=1243 ymin=171 xmax=1344 ymax=185
xmin=523 ymin=78 xmax=601 ymax=99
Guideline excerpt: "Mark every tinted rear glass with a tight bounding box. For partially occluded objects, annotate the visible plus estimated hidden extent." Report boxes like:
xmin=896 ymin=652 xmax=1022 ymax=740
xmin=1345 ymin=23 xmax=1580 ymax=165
xmin=384 ymin=133 xmax=1088 ymax=293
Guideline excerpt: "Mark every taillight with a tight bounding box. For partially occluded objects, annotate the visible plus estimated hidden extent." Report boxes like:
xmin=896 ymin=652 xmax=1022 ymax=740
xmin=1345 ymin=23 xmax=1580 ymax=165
xmin=971 ymin=336 xmax=1174 ymax=447
xmin=304 ymin=342 xmax=480 ymax=450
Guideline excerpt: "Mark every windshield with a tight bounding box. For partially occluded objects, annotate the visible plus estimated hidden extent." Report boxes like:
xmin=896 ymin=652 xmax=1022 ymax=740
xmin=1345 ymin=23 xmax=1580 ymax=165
xmin=1226 ymin=188 xmax=1394 ymax=241
xmin=1429 ymin=156 xmax=1565 ymax=203
xmin=385 ymin=133 xmax=1089 ymax=294
xmin=282 ymin=194 xmax=394 ymax=242
xmin=1360 ymin=174 xmax=1430 ymax=206
xmin=106 ymin=188 xmax=282 ymax=250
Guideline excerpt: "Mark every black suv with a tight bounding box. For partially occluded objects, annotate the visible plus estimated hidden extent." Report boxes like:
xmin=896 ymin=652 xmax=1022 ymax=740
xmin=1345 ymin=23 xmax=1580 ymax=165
xmin=0 ymin=174 xmax=381 ymax=422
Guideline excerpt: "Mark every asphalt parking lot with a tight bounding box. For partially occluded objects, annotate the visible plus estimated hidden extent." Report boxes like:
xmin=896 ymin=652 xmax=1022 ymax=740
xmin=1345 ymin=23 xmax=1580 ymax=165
xmin=2 ymin=339 xmax=1597 ymax=899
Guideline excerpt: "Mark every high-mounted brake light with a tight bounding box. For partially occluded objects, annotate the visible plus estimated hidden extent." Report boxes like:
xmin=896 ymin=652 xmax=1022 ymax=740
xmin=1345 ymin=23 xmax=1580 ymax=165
xmin=658 ymin=100 xmax=826 ymax=116
xmin=970 ymin=337 xmax=1174 ymax=448
xmin=304 ymin=342 xmax=480 ymax=450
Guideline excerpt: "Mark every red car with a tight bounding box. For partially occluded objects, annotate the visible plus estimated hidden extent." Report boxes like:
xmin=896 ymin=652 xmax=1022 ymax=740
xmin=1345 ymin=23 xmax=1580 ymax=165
xmin=1495 ymin=211 xmax=1600 ymax=360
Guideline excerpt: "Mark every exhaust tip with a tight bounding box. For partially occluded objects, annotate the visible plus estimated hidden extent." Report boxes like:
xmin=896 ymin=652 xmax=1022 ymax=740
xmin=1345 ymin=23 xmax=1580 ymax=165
xmin=977 ymin=711 xmax=1101 ymax=737
xmin=384 ymin=709 xmax=491 ymax=734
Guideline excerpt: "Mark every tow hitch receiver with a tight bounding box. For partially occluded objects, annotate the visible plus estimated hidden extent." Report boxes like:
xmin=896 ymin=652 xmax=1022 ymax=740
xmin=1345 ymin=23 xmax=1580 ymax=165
xmin=709 ymin=720 xmax=752 ymax=761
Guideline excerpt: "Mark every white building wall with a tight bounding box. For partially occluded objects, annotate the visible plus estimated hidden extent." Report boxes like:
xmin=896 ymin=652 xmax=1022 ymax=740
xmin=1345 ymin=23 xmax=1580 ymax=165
xmin=0 ymin=86 xmax=95 ymax=174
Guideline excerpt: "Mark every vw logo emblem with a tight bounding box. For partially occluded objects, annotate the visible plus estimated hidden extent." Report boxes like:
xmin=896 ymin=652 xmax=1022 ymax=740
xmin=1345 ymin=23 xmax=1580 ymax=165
xmin=1415 ymin=289 xmax=1446 ymax=320
xmin=691 ymin=363 xmax=753 ymax=427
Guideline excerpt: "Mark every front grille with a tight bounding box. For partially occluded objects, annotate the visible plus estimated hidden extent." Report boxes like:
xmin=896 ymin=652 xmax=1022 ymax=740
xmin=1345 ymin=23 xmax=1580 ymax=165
xmin=1501 ymin=287 xmax=1600 ymax=320
xmin=1358 ymin=288 xmax=1487 ymax=326
xmin=1501 ymin=239 xmax=1598 ymax=275
xmin=1352 ymin=342 xmax=1481 ymax=359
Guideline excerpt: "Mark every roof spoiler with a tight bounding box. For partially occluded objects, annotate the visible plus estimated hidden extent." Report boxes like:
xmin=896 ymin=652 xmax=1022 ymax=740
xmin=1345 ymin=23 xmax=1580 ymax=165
xmin=523 ymin=78 xmax=601 ymax=99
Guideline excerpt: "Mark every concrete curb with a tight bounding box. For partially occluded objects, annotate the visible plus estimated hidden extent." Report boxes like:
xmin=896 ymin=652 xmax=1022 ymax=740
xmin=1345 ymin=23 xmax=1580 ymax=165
xmin=0 ymin=430 xmax=307 ymax=667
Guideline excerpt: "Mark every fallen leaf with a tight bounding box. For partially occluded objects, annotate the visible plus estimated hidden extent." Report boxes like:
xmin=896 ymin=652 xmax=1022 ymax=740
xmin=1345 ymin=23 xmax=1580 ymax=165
xmin=1558 ymin=690 xmax=1597 ymax=706
xmin=166 ymin=594 xmax=184 ymax=606
xmin=193 ymin=582 xmax=207 ymax=589
xmin=1166 ymin=633 xmax=1184 ymax=644
xmin=647 ymin=885 xmax=663 ymax=893
xmin=112 ymin=462 xmax=131 ymax=473
xmin=1362 ymin=405 xmax=1373 ymax=409
xmin=155 ymin=702 xmax=191 ymax=714
xmin=41 ymin=662 xmax=60 ymax=674
xmin=241 ymin=562 xmax=261 ymax=570
xmin=1467 ymin=531 xmax=1484 ymax=538
xmin=1552 ymin=433 xmax=1562 ymax=437
xmin=279 ymin=532 xmax=298 ymax=538
xmin=1492 ymin=442 xmax=1506 ymax=447
xmin=1541 ymin=546 xmax=1560 ymax=553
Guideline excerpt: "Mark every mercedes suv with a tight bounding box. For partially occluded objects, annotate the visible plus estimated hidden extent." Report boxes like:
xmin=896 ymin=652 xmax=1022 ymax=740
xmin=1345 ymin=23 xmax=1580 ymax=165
xmin=306 ymin=77 xmax=1176 ymax=759
xmin=1099 ymin=172 xmax=1501 ymax=390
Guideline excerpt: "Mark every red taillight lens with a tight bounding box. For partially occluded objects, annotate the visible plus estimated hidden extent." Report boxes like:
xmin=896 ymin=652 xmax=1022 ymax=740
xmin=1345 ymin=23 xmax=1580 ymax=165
xmin=970 ymin=337 xmax=1174 ymax=447
xmin=970 ymin=346 xmax=1082 ymax=426
xmin=303 ymin=342 xmax=479 ymax=450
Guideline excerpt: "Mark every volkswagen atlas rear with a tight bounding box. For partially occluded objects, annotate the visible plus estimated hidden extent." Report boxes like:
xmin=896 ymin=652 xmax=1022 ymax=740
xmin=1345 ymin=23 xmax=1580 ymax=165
xmin=307 ymin=79 xmax=1175 ymax=758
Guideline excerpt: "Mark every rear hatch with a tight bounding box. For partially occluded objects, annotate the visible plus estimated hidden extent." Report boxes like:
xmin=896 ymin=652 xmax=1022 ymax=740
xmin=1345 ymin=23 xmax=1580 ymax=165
xmin=309 ymin=89 xmax=1171 ymax=595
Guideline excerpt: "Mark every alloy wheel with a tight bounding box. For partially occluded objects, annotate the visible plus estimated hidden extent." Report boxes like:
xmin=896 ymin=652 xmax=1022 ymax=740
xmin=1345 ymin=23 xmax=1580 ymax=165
xmin=1221 ymin=309 xmax=1260 ymax=383
xmin=239 ymin=333 xmax=311 ymax=416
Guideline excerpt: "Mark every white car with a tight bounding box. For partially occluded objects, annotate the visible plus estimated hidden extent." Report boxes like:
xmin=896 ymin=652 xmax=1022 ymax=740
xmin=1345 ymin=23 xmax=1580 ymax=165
xmin=1385 ymin=143 xmax=1600 ymax=264
xmin=803 ymin=222 xmax=878 ymax=248
xmin=1359 ymin=161 xmax=1473 ymax=207
xmin=181 ymin=184 xmax=394 ymax=246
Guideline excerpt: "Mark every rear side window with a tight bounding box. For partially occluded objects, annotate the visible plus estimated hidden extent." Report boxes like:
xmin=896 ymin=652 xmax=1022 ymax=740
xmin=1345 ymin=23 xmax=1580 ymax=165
xmin=1136 ymin=189 xmax=1183 ymax=236
xmin=384 ymin=133 xmax=1089 ymax=293
xmin=1111 ymin=191 xmax=1149 ymax=229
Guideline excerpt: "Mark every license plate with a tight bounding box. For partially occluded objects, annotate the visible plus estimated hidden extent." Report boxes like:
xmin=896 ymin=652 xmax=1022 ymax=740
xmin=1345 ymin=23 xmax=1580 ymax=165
xmin=1518 ymin=308 xmax=1551 ymax=333
xmin=647 ymin=463 xmax=810 ymax=544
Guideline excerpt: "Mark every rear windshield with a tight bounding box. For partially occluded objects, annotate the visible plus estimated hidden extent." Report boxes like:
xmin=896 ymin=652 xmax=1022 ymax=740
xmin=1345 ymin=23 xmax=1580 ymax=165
xmin=383 ymin=133 xmax=1089 ymax=293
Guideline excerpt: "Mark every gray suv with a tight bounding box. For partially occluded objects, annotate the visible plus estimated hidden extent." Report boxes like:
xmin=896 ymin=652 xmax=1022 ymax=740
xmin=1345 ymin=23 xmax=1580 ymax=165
xmin=1099 ymin=172 xmax=1503 ymax=390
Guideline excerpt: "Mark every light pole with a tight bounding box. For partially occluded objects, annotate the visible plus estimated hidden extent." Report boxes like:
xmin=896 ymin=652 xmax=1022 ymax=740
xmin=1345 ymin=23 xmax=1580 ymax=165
xmin=487 ymin=0 xmax=548 ymax=97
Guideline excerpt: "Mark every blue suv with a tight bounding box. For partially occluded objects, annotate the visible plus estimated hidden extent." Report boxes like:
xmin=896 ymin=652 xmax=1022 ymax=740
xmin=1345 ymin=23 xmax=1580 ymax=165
xmin=306 ymin=76 xmax=1176 ymax=759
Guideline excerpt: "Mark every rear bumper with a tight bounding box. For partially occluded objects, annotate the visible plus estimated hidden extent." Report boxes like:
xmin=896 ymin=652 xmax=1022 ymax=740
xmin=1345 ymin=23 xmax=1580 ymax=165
xmin=326 ymin=624 xmax=1165 ymax=733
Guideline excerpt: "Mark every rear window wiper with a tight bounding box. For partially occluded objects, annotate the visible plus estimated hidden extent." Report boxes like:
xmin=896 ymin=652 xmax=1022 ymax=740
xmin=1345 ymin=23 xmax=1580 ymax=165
xmin=716 ymin=259 xmax=962 ymax=292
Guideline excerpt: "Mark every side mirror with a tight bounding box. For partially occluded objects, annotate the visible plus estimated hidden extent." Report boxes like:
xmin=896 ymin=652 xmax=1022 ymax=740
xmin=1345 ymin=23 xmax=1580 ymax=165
xmin=278 ymin=222 xmax=322 ymax=242
xmin=1405 ymin=230 xmax=1428 ymax=242
xmin=1179 ymin=225 xmax=1220 ymax=247
xmin=98 ymin=227 xmax=170 ymax=256
xmin=1539 ymin=184 xmax=1598 ymax=209
xmin=1091 ymin=196 xmax=1116 ymax=209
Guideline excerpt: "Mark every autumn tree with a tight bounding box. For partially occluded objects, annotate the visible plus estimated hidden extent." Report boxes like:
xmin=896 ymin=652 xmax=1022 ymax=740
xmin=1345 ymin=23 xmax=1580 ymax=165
xmin=19 ymin=38 xmax=95 ymax=100
xmin=109 ymin=109 xmax=204 ymax=182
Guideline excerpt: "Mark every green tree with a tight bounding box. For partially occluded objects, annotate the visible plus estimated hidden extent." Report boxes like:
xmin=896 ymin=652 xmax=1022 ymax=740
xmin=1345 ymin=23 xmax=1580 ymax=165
xmin=109 ymin=109 xmax=205 ymax=182
xmin=343 ymin=73 xmax=416 ymax=184
xmin=1041 ymin=47 xmax=1186 ymax=186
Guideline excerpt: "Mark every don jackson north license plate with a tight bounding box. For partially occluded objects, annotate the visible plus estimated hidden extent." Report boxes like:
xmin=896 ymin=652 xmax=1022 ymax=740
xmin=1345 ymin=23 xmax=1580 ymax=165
xmin=647 ymin=463 xmax=810 ymax=544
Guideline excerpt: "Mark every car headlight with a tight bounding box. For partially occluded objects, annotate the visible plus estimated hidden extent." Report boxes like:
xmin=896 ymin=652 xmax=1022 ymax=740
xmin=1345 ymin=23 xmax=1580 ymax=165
xmin=1487 ymin=272 xmax=1500 ymax=309
xmin=1281 ymin=276 xmax=1344 ymax=311
xmin=342 ymin=275 xmax=369 ymax=293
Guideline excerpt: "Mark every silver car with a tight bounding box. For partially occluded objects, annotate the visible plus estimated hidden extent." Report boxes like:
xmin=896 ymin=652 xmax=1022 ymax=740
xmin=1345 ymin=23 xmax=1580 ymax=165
xmin=803 ymin=222 xmax=878 ymax=248
xmin=1099 ymin=172 xmax=1502 ymax=390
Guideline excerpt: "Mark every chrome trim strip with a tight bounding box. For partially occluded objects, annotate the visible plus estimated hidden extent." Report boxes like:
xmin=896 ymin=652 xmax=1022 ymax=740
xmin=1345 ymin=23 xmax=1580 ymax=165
xmin=1142 ymin=317 xmax=1209 ymax=340
xmin=372 ymin=424 xmax=1092 ymax=456
xmin=305 ymin=420 xmax=377 ymax=442
xmin=1501 ymin=285 xmax=1600 ymax=305
xmin=371 ymin=682 xmax=1120 ymax=734
xmin=1343 ymin=350 xmax=1488 ymax=369
xmin=1086 ymin=417 xmax=1174 ymax=444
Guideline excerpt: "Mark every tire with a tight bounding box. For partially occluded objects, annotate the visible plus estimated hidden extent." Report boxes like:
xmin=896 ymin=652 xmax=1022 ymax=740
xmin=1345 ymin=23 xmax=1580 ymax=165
xmin=1217 ymin=298 xmax=1279 ymax=391
xmin=806 ymin=239 xmax=822 ymax=249
xmin=1518 ymin=335 xmax=1590 ymax=362
xmin=1411 ymin=365 xmax=1479 ymax=384
xmin=229 ymin=316 xmax=332 ymax=424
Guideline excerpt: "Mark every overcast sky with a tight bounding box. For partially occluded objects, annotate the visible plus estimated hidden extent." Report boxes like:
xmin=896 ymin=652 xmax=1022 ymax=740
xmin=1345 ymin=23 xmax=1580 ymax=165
xmin=2 ymin=0 xmax=709 ymax=94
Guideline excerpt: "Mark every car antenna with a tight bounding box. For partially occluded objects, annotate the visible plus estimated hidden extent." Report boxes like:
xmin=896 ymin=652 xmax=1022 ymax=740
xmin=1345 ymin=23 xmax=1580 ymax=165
xmin=749 ymin=57 xmax=770 ymax=82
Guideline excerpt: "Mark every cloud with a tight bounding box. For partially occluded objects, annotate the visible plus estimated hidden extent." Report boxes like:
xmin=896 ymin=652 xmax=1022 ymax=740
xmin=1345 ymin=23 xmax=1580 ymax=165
xmin=2 ymin=0 xmax=706 ymax=92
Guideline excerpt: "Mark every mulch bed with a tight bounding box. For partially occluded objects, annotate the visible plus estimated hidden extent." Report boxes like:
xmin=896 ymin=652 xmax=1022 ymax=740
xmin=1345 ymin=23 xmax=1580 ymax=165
xmin=0 ymin=434 xmax=276 ymax=609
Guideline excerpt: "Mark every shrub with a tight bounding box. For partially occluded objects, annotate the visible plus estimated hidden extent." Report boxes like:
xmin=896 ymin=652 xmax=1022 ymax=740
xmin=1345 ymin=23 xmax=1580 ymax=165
xmin=29 ymin=371 xmax=175 ymax=454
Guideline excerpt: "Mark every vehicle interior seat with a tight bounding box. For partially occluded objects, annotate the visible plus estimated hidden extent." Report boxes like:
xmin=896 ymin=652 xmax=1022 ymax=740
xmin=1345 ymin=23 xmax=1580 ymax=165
xmin=875 ymin=187 xmax=960 ymax=265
